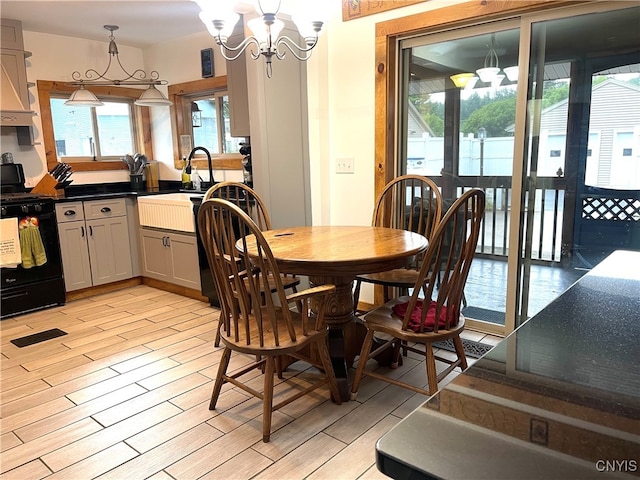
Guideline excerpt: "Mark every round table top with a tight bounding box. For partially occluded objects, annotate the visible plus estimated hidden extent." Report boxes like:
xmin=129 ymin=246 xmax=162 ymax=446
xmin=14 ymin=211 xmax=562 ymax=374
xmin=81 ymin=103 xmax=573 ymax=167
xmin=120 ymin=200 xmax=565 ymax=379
xmin=240 ymin=225 xmax=428 ymax=277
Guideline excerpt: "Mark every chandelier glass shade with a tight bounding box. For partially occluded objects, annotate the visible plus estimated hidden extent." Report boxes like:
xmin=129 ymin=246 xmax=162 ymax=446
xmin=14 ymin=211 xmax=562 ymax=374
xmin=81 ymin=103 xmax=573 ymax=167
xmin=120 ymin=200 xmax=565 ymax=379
xmin=195 ymin=0 xmax=324 ymax=78
xmin=65 ymin=25 xmax=171 ymax=107
xmin=450 ymin=73 xmax=476 ymax=88
xmin=65 ymin=85 xmax=103 ymax=106
xmin=503 ymin=65 xmax=519 ymax=82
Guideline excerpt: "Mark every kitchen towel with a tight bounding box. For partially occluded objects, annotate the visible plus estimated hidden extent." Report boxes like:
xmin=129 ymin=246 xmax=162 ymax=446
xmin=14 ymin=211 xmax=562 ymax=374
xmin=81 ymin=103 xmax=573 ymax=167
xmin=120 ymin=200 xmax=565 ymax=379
xmin=0 ymin=217 xmax=22 ymax=268
xmin=19 ymin=217 xmax=47 ymax=268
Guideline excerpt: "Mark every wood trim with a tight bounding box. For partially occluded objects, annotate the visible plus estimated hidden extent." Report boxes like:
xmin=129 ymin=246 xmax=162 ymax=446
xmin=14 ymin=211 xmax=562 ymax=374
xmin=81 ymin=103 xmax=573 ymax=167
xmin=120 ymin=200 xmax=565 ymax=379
xmin=65 ymin=277 xmax=143 ymax=302
xmin=141 ymin=277 xmax=209 ymax=302
xmin=37 ymin=80 xmax=155 ymax=173
xmin=342 ymin=0 xmax=427 ymax=21
xmin=168 ymin=75 xmax=243 ymax=172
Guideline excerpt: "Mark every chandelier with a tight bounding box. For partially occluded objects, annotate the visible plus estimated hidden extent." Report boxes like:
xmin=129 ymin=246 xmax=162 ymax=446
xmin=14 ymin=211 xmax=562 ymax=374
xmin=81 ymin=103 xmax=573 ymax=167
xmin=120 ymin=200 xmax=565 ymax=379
xmin=195 ymin=0 xmax=324 ymax=78
xmin=66 ymin=25 xmax=171 ymax=107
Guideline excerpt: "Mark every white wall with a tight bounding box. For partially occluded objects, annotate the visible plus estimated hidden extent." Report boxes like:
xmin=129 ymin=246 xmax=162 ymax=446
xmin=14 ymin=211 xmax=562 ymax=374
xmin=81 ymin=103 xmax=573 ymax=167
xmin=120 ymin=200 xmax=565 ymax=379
xmin=305 ymin=0 xmax=461 ymax=302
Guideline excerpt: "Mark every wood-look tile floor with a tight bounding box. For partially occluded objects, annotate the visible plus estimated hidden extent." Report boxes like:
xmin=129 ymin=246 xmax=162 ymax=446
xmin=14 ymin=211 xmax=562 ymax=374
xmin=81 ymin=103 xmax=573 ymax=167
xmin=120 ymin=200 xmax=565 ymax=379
xmin=1 ymin=285 xmax=501 ymax=479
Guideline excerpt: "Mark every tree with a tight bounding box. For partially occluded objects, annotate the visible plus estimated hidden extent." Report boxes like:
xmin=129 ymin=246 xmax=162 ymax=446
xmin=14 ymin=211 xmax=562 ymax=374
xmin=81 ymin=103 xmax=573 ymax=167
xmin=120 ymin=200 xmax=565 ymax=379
xmin=462 ymin=95 xmax=517 ymax=137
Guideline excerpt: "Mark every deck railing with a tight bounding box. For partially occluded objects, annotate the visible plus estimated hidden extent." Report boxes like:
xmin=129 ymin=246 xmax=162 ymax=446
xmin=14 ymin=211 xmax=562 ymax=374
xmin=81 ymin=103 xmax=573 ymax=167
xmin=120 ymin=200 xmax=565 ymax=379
xmin=432 ymin=176 xmax=567 ymax=263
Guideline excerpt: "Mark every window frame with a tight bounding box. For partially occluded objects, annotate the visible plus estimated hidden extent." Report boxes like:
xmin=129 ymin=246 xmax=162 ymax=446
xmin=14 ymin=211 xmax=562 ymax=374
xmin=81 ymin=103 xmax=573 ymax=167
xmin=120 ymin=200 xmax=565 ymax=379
xmin=37 ymin=80 xmax=153 ymax=172
xmin=168 ymin=76 xmax=243 ymax=171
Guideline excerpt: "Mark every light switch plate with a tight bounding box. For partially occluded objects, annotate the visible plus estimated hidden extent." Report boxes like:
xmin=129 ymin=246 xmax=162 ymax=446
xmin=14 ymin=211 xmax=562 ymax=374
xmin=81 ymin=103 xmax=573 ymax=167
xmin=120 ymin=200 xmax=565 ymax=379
xmin=336 ymin=157 xmax=355 ymax=174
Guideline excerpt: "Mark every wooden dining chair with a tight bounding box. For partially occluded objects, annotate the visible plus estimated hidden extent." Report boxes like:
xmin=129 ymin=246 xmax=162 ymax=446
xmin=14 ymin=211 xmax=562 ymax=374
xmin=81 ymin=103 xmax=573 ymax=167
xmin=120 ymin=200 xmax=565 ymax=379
xmin=197 ymin=198 xmax=341 ymax=442
xmin=353 ymin=175 xmax=442 ymax=313
xmin=350 ymin=188 xmax=485 ymax=398
xmin=204 ymin=181 xmax=300 ymax=346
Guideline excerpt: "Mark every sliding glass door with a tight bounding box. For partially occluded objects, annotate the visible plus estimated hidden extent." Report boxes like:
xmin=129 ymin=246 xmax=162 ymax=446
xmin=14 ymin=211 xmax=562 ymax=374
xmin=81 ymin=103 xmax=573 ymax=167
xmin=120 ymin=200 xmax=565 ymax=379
xmin=397 ymin=3 xmax=640 ymax=335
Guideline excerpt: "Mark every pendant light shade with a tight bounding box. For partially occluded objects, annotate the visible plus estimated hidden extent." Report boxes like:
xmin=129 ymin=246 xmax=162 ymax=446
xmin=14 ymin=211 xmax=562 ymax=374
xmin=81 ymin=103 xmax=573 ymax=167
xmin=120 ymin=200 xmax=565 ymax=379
xmin=64 ymin=85 xmax=104 ymax=106
xmin=134 ymin=85 xmax=172 ymax=106
xmin=450 ymin=73 xmax=476 ymax=88
xmin=503 ymin=66 xmax=519 ymax=82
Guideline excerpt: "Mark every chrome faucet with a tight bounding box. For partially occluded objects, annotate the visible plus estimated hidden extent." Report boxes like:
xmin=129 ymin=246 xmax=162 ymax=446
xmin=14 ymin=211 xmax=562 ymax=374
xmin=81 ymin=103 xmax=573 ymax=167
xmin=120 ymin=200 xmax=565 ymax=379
xmin=187 ymin=146 xmax=214 ymax=190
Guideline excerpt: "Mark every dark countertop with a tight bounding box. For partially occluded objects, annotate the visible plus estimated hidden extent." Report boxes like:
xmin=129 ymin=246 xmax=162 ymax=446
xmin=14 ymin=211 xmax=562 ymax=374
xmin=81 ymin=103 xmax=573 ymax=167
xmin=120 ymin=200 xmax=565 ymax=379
xmin=376 ymin=250 xmax=640 ymax=480
xmin=54 ymin=181 xmax=207 ymax=203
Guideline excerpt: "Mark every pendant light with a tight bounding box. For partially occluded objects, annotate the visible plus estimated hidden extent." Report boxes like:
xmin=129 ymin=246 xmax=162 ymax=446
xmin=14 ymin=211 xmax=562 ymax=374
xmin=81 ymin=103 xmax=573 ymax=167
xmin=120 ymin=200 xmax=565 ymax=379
xmin=66 ymin=25 xmax=171 ymax=107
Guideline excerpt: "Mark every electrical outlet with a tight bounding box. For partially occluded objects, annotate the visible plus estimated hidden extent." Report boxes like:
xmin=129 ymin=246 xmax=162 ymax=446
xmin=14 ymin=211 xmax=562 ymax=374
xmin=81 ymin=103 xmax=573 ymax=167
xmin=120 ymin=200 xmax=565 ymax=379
xmin=336 ymin=157 xmax=355 ymax=174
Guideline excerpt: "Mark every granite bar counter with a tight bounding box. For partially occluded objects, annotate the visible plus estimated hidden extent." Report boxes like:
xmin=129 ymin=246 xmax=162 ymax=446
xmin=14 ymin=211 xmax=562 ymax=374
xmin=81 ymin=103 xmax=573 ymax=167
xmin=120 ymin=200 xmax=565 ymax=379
xmin=376 ymin=250 xmax=640 ymax=479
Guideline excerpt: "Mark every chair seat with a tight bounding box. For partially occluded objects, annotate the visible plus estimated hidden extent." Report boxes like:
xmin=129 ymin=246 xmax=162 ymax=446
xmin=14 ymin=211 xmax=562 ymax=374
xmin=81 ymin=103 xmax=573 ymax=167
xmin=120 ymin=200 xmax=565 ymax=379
xmin=362 ymin=296 xmax=466 ymax=343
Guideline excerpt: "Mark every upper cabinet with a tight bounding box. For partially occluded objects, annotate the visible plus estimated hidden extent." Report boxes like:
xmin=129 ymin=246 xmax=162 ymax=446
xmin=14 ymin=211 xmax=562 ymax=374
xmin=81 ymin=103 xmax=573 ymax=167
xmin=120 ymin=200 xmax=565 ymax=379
xmin=0 ymin=18 xmax=24 ymax=50
xmin=0 ymin=18 xmax=36 ymax=144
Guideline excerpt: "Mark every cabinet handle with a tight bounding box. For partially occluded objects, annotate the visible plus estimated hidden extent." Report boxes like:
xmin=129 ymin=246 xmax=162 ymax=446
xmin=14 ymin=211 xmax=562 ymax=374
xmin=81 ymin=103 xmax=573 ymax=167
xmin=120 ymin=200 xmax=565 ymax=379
xmin=162 ymin=236 xmax=167 ymax=247
xmin=89 ymin=226 xmax=93 ymax=236
xmin=165 ymin=236 xmax=171 ymax=247
xmin=100 ymin=207 xmax=111 ymax=213
xmin=81 ymin=226 xmax=85 ymax=237
xmin=64 ymin=210 xmax=76 ymax=216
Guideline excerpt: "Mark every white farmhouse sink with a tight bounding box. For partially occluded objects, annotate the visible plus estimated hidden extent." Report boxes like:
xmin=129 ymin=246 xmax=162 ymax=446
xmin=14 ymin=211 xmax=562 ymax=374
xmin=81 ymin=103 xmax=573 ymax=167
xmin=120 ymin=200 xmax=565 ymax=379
xmin=137 ymin=193 xmax=204 ymax=232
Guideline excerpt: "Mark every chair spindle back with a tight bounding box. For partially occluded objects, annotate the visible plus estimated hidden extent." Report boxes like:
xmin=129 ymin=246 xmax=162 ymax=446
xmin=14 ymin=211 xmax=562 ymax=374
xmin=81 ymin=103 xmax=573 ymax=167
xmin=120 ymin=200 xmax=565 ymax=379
xmin=402 ymin=188 xmax=485 ymax=333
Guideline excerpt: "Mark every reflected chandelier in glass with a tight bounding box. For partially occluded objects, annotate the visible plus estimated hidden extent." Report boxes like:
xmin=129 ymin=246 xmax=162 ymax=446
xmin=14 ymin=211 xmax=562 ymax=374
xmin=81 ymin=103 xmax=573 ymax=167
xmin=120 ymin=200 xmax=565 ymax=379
xmin=476 ymin=33 xmax=501 ymax=83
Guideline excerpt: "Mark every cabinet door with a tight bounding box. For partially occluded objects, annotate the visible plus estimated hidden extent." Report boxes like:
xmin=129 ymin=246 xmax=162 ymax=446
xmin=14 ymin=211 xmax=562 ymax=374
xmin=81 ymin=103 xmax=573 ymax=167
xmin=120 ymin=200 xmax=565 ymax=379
xmin=1 ymin=49 xmax=30 ymax=110
xmin=167 ymin=232 xmax=201 ymax=290
xmin=140 ymin=228 xmax=171 ymax=281
xmin=57 ymin=221 xmax=92 ymax=291
xmin=86 ymin=217 xmax=133 ymax=286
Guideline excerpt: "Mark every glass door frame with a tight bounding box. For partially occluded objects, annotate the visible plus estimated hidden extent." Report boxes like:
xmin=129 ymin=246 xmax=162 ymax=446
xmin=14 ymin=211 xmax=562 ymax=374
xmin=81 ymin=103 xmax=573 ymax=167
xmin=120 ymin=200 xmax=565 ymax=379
xmin=375 ymin=0 xmax=636 ymax=337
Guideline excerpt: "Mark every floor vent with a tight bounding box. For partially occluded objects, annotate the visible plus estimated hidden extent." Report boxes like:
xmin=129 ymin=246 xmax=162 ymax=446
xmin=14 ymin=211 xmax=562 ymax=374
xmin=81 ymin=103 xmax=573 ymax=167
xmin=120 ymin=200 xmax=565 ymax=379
xmin=10 ymin=328 xmax=67 ymax=348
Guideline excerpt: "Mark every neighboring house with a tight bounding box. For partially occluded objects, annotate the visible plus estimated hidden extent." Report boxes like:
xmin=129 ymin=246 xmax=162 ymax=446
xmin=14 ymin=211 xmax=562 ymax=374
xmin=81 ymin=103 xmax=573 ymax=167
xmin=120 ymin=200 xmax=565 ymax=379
xmin=538 ymin=78 xmax=640 ymax=189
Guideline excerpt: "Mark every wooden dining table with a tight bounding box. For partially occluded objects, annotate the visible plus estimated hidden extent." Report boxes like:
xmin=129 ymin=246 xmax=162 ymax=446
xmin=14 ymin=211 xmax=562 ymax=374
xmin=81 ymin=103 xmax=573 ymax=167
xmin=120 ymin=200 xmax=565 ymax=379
xmin=239 ymin=225 xmax=428 ymax=401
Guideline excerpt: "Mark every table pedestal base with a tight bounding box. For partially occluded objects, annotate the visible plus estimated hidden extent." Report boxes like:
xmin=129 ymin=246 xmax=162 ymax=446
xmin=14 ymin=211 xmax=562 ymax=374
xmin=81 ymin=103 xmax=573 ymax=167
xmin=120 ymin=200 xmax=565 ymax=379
xmin=309 ymin=274 xmax=365 ymax=401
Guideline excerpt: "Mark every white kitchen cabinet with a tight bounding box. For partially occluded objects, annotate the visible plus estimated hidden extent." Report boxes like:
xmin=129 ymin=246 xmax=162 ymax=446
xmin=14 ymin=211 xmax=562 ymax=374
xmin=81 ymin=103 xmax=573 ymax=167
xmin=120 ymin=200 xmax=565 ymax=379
xmin=56 ymin=199 xmax=133 ymax=291
xmin=139 ymin=227 xmax=200 ymax=290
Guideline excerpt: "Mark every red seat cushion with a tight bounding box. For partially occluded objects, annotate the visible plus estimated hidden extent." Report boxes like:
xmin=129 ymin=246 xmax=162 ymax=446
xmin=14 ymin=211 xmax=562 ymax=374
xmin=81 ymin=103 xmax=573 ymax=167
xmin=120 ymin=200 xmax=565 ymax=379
xmin=392 ymin=300 xmax=453 ymax=332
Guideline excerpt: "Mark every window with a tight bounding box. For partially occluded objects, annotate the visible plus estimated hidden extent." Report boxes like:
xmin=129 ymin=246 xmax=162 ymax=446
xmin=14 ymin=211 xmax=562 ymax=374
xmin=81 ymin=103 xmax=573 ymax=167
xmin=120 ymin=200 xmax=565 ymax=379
xmin=37 ymin=80 xmax=153 ymax=172
xmin=190 ymin=93 xmax=243 ymax=156
xmin=168 ymin=77 xmax=244 ymax=172
xmin=51 ymin=97 xmax=137 ymax=161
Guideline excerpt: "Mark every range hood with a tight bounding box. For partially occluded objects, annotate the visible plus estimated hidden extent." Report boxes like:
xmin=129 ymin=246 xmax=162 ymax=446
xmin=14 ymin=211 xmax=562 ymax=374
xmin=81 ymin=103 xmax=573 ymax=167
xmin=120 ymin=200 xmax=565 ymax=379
xmin=1 ymin=60 xmax=35 ymax=127
xmin=1 ymin=18 xmax=36 ymax=144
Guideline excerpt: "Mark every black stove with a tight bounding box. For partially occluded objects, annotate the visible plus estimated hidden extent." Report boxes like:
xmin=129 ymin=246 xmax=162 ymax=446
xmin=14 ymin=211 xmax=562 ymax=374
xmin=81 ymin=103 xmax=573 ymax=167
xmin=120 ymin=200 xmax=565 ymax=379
xmin=1 ymin=163 xmax=66 ymax=319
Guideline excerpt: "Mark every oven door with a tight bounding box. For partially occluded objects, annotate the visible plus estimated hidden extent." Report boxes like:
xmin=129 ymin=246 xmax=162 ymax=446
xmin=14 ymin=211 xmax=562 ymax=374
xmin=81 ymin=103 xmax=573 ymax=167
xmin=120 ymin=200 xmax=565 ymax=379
xmin=1 ymin=206 xmax=66 ymax=318
xmin=1 ymin=209 xmax=63 ymax=288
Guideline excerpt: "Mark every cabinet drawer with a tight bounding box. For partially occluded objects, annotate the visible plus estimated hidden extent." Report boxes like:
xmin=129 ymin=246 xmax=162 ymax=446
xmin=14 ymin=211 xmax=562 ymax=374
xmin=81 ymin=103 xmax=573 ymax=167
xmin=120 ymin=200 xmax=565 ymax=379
xmin=56 ymin=202 xmax=85 ymax=222
xmin=84 ymin=199 xmax=127 ymax=219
